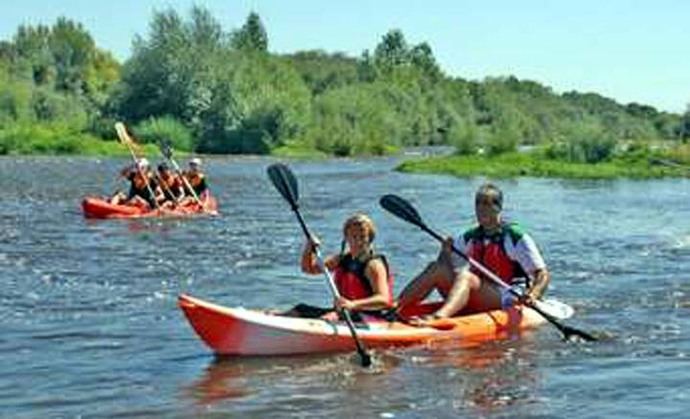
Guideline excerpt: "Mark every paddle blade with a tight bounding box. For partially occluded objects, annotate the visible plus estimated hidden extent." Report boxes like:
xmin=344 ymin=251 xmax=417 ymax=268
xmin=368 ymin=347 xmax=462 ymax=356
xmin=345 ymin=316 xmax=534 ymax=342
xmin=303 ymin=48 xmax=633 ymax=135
xmin=114 ymin=122 xmax=143 ymax=155
xmin=360 ymin=351 xmax=372 ymax=367
xmin=267 ymin=163 xmax=299 ymax=208
xmin=379 ymin=194 xmax=426 ymax=229
xmin=563 ymin=325 xmax=598 ymax=342
xmin=528 ymin=301 xmax=598 ymax=342
xmin=114 ymin=122 xmax=128 ymax=144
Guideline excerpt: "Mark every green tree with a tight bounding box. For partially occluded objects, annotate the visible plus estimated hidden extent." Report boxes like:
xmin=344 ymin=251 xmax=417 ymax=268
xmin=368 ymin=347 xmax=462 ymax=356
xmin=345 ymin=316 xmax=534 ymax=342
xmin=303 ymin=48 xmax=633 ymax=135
xmin=357 ymin=50 xmax=378 ymax=82
xmin=0 ymin=69 xmax=33 ymax=125
xmin=195 ymin=51 xmax=311 ymax=154
xmin=374 ymin=29 xmax=408 ymax=71
xmin=284 ymin=50 xmax=359 ymax=95
xmin=305 ymin=82 xmax=401 ymax=155
xmin=114 ymin=7 xmax=223 ymax=122
xmin=546 ymin=119 xmax=616 ymax=163
xmin=653 ymin=112 xmax=681 ymax=140
xmin=12 ymin=24 xmax=54 ymax=86
xmin=133 ymin=115 xmax=193 ymax=150
xmin=409 ymin=42 xmax=441 ymax=80
xmin=49 ymin=18 xmax=96 ymax=94
xmin=0 ymin=17 xmax=120 ymax=147
xmin=231 ymin=12 xmax=268 ymax=52
xmin=680 ymin=104 xmax=690 ymax=141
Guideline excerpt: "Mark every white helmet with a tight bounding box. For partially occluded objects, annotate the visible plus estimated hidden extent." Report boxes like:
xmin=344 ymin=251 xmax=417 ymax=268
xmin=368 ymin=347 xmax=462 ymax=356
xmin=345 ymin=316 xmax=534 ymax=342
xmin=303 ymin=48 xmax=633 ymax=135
xmin=136 ymin=157 xmax=150 ymax=169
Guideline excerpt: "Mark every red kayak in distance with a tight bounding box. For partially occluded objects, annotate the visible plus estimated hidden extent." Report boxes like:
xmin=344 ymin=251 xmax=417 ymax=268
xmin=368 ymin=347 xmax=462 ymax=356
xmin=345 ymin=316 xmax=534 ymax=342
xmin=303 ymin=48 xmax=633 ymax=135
xmin=81 ymin=196 xmax=218 ymax=219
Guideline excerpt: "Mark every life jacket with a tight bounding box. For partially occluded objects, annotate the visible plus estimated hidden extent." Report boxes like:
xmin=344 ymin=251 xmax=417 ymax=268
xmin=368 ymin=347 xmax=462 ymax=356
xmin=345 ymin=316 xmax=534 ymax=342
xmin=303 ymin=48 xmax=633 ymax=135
xmin=333 ymin=253 xmax=394 ymax=305
xmin=127 ymin=172 xmax=156 ymax=206
xmin=158 ymin=174 xmax=182 ymax=201
xmin=160 ymin=173 xmax=181 ymax=189
xmin=464 ymin=222 xmax=529 ymax=286
xmin=185 ymin=172 xmax=208 ymax=197
xmin=132 ymin=172 xmax=149 ymax=190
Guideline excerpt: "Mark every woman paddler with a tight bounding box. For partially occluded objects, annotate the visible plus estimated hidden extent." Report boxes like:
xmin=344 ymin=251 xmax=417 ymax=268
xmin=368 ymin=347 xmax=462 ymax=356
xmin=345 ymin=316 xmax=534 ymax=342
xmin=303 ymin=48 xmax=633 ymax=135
xmin=282 ymin=213 xmax=395 ymax=321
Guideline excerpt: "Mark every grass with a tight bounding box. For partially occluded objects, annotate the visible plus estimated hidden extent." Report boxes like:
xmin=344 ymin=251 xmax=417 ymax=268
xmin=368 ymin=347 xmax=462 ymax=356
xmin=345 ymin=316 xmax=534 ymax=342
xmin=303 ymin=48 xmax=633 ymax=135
xmin=397 ymin=151 xmax=690 ymax=179
xmin=78 ymin=139 xmax=163 ymax=157
xmin=0 ymin=124 xmax=172 ymax=157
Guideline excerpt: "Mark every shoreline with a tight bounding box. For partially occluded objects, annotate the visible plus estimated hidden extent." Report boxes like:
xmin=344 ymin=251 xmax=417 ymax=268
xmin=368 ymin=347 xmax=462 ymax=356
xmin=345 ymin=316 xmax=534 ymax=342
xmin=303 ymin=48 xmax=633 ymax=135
xmin=4 ymin=148 xmax=690 ymax=180
xmin=396 ymin=152 xmax=690 ymax=180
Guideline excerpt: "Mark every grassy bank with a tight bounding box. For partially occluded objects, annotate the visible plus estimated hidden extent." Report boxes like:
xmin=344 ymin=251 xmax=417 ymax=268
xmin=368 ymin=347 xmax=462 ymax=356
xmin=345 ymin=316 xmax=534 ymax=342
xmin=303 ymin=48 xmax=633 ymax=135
xmin=271 ymin=142 xmax=329 ymax=159
xmin=0 ymin=137 xmax=164 ymax=157
xmin=0 ymin=126 xmax=395 ymax=159
xmin=397 ymin=151 xmax=690 ymax=179
xmin=0 ymin=125 xmax=169 ymax=157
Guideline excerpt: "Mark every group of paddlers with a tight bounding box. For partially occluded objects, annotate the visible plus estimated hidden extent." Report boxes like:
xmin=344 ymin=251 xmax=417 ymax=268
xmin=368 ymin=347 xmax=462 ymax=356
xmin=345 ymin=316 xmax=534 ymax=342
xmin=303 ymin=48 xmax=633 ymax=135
xmin=109 ymin=157 xmax=210 ymax=210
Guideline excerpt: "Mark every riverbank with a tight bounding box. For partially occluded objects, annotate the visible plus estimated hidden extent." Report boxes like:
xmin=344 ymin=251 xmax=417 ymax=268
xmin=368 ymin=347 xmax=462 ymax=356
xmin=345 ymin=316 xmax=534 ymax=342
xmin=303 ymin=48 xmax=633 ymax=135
xmin=397 ymin=151 xmax=690 ymax=179
xmin=0 ymin=136 xmax=390 ymax=159
xmin=0 ymin=134 xmax=171 ymax=157
xmin=5 ymin=133 xmax=690 ymax=180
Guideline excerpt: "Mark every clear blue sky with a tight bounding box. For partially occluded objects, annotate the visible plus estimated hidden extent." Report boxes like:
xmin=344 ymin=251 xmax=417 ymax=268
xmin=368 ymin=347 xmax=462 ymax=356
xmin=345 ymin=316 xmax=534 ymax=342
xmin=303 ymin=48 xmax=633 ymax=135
xmin=2 ymin=0 xmax=688 ymax=113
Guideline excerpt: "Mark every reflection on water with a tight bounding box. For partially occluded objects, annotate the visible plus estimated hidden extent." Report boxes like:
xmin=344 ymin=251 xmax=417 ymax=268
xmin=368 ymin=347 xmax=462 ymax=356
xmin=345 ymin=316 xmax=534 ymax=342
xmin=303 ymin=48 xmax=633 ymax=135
xmin=185 ymin=357 xmax=257 ymax=404
xmin=406 ymin=337 xmax=545 ymax=415
xmin=183 ymin=334 xmax=548 ymax=416
xmin=185 ymin=351 xmax=404 ymax=406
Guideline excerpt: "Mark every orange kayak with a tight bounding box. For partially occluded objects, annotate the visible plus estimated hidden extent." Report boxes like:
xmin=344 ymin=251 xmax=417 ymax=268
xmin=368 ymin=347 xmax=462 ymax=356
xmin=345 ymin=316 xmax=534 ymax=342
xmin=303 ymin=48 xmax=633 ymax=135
xmin=178 ymin=294 xmax=574 ymax=356
xmin=81 ymin=196 xmax=218 ymax=219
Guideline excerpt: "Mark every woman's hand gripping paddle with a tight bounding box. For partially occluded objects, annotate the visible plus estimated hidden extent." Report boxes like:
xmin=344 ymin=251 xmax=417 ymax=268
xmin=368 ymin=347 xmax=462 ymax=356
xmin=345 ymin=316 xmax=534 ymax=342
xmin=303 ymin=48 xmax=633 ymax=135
xmin=267 ymin=163 xmax=373 ymax=367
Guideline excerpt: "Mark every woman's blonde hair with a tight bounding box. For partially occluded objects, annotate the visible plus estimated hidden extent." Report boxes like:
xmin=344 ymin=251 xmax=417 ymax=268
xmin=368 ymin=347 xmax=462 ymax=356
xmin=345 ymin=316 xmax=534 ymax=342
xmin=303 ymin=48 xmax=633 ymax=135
xmin=342 ymin=213 xmax=376 ymax=243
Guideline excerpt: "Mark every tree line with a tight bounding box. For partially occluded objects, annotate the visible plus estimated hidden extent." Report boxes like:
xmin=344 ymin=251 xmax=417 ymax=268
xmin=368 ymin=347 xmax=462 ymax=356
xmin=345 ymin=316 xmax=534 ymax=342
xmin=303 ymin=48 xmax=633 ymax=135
xmin=1 ymin=7 xmax=688 ymax=162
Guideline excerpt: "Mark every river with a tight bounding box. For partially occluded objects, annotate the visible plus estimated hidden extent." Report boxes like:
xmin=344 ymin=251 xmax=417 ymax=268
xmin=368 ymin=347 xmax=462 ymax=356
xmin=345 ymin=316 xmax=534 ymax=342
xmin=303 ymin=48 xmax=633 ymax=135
xmin=1 ymin=155 xmax=688 ymax=417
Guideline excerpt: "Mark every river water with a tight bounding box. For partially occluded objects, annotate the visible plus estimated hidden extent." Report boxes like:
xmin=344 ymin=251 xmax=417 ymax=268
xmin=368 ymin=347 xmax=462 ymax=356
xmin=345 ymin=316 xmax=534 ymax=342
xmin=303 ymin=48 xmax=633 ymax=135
xmin=1 ymin=156 xmax=688 ymax=418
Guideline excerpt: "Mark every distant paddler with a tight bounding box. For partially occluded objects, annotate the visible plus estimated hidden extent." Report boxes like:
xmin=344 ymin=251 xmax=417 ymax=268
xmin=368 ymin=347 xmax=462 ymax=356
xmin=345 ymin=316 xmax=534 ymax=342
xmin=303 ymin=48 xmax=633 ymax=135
xmin=155 ymin=162 xmax=184 ymax=209
xmin=179 ymin=158 xmax=211 ymax=207
xmin=109 ymin=158 xmax=162 ymax=210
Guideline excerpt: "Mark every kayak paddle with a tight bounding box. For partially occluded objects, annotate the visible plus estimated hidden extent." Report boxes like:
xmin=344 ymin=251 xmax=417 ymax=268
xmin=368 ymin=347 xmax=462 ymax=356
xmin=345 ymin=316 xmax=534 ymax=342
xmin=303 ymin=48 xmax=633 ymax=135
xmin=114 ymin=122 xmax=161 ymax=210
xmin=158 ymin=140 xmax=210 ymax=213
xmin=267 ymin=163 xmax=373 ymax=367
xmin=379 ymin=193 xmax=598 ymax=342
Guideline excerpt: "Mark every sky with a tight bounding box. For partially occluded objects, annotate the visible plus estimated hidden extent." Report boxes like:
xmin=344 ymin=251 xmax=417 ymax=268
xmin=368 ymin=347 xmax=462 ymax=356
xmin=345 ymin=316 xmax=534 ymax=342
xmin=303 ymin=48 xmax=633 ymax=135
xmin=1 ymin=0 xmax=688 ymax=113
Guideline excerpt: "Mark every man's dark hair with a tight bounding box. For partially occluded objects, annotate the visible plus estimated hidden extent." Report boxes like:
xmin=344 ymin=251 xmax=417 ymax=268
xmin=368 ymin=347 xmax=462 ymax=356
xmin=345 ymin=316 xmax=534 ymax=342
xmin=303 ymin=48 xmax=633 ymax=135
xmin=475 ymin=183 xmax=503 ymax=211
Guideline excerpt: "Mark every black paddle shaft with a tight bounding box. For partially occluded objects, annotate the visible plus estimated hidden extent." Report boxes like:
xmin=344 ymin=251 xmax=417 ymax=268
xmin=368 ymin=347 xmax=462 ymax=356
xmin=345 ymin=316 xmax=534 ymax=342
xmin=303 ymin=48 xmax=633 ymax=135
xmin=267 ymin=163 xmax=373 ymax=366
xmin=292 ymin=206 xmax=312 ymax=241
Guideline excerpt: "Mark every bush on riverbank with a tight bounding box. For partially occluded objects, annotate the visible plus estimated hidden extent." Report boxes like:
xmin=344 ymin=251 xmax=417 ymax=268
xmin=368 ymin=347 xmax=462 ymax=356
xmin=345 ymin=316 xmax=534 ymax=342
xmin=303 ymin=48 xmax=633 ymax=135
xmin=0 ymin=122 xmax=161 ymax=156
xmin=397 ymin=146 xmax=690 ymax=179
xmin=544 ymin=121 xmax=617 ymax=164
xmin=132 ymin=116 xmax=193 ymax=151
xmin=0 ymin=122 xmax=100 ymax=155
